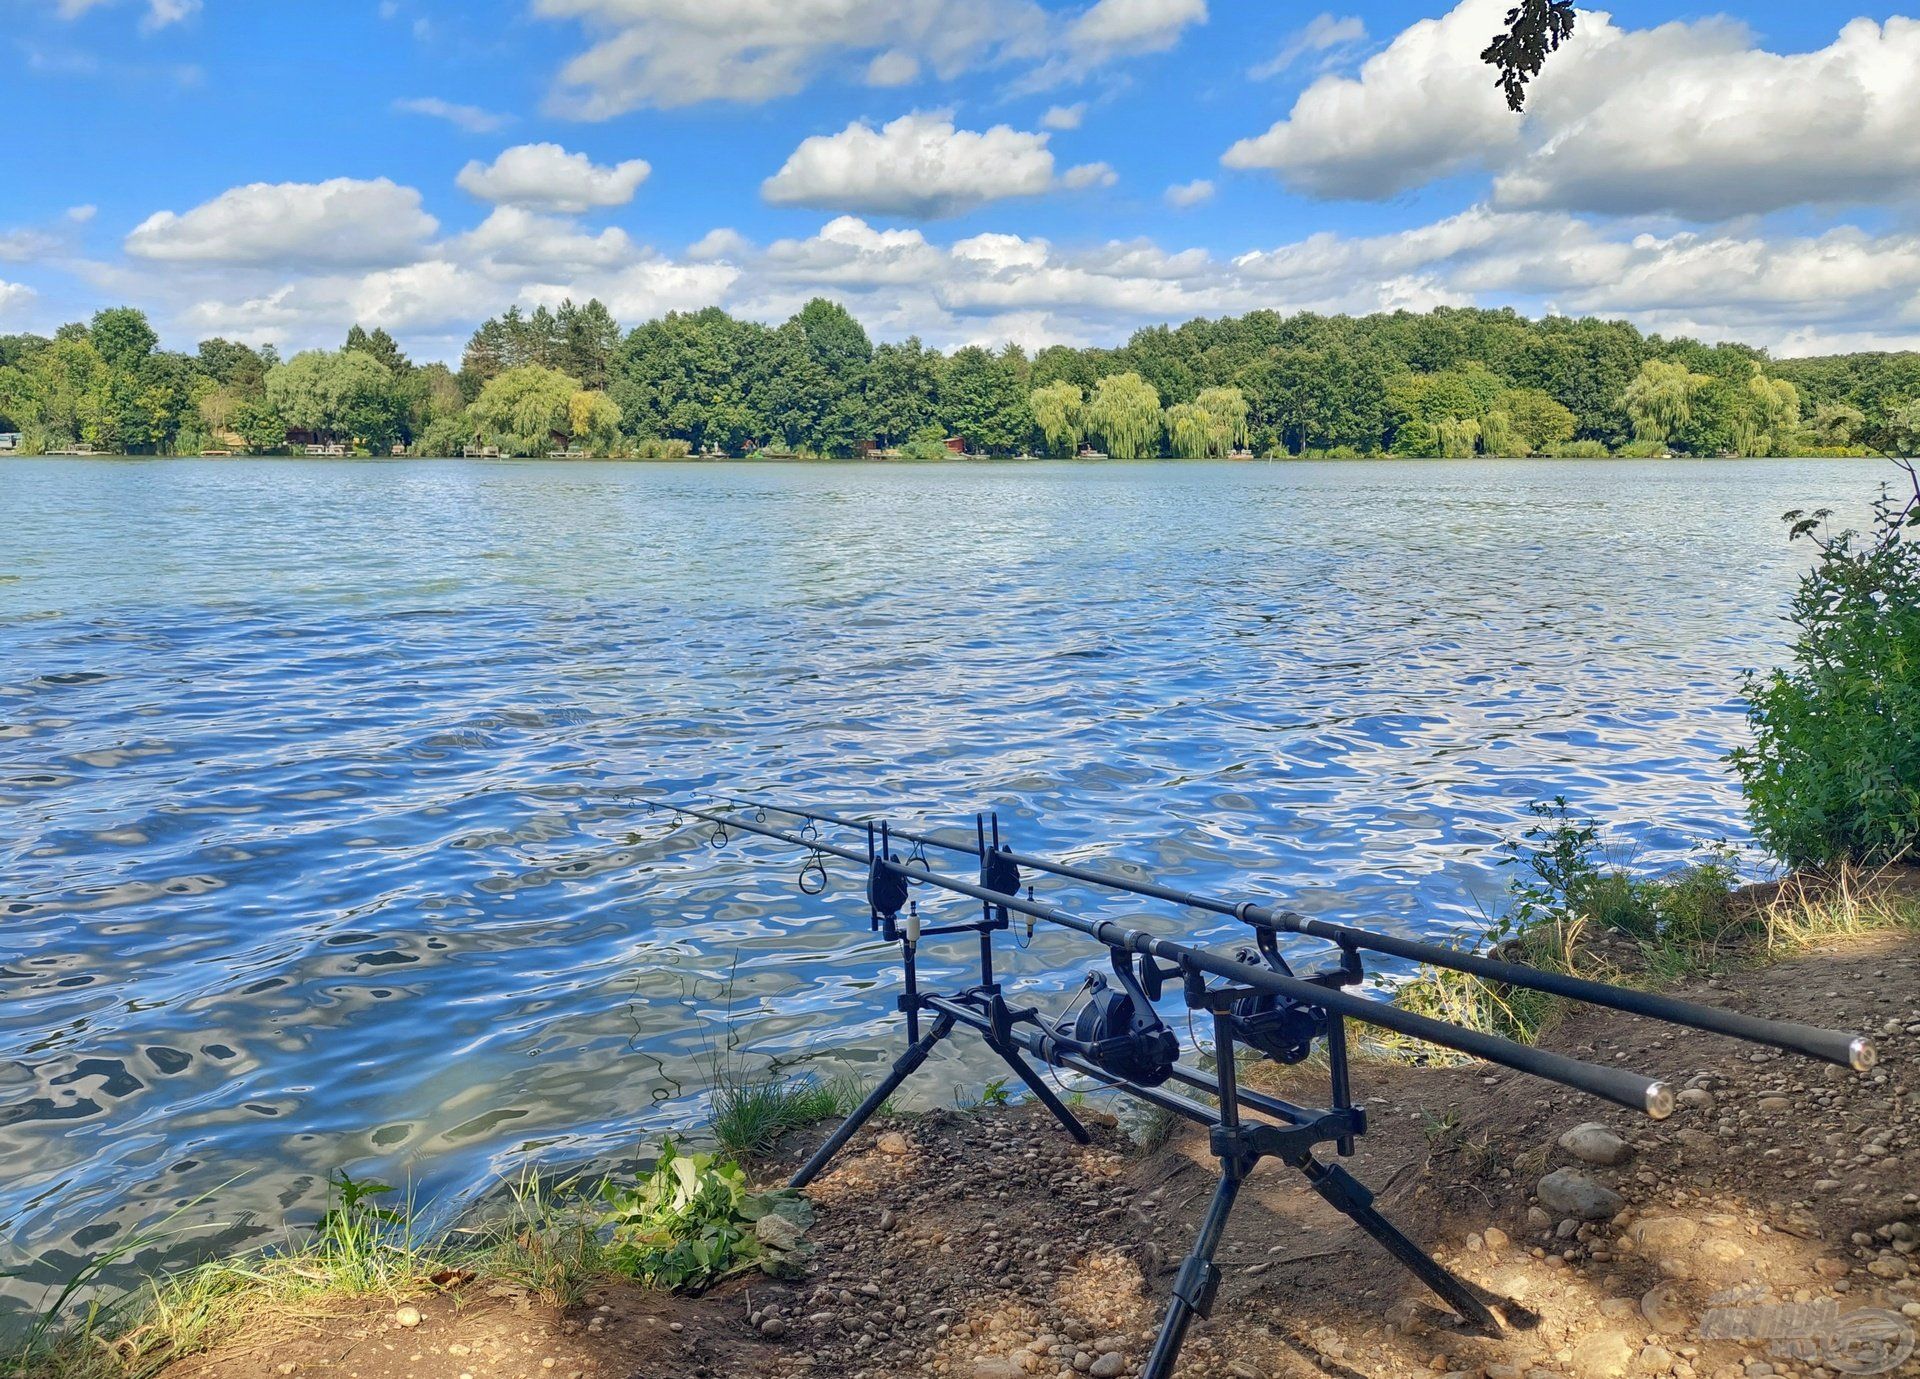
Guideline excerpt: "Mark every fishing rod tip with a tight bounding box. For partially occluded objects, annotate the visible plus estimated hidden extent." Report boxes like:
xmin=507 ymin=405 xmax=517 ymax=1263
xmin=1643 ymin=1081 xmax=1675 ymax=1121
xmin=1849 ymin=1037 xmax=1878 ymax=1073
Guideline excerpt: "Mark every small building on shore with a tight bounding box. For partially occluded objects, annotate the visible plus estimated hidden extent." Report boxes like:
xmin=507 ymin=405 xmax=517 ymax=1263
xmin=0 ymin=433 xmax=20 ymax=453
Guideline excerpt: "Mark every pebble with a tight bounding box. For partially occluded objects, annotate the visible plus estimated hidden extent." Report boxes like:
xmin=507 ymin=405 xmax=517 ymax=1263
xmin=1089 ymin=1353 xmax=1125 ymax=1378
xmin=877 ymin=1131 xmax=911 ymax=1156
xmin=393 ymin=1305 xmax=422 ymax=1329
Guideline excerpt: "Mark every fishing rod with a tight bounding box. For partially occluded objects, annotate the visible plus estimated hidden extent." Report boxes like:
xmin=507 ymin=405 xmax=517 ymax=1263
xmin=675 ymin=798 xmax=1671 ymax=1115
xmin=718 ymin=792 xmax=1875 ymax=1072
xmin=646 ymin=796 xmax=1878 ymax=1379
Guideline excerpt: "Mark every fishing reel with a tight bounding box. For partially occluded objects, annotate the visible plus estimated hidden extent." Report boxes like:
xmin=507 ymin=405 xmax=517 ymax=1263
xmin=1044 ymin=949 xmax=1179 ymax=1087
xmin=1223 ymin=928 xmax=1356 ymax=1065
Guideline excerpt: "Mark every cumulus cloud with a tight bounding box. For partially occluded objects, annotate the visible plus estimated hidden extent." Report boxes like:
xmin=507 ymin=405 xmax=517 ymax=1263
xmin=1493 ymin=15 xmax=1920 ymax=218
xmin=1248 ymin=12 xmax=1365 ymax=79
xmin=763 ymin=112 xmax=1068 ymax=218
xmin=1062 ymin=162 xmax=1117 ymax=190
xmin=456 ymin=143 xmax=651 ymax=212
xmin=1164 ymin=178 xmax=1214 ymax=207
xmin=125 ymin=178 xmax=438 ymax=268
xmin=1041 ymin=103 xmax=1086 ymax=131
xmin=1224 ymin=1 xmax=1920 ymax=221
xmin=0 ymin=280 xmax=36 ymax=319
xmin=1222 ymin=0 xmax=1523 ymax=199
xmin=393 ymin=96 xmax=513 ymax=133
xmin=1068 ymin=0 xmax=1206 ymax=58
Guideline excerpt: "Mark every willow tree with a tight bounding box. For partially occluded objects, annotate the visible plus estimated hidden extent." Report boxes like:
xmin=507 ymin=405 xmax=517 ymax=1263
xmin=568 ymin=389 xmax=623 ymax=453
xmin=1164 ymin=402 xmax=1212 ymax=459
xmin=471 ymin=363 xmax=581 ymax=454
xmin=1029 ymin=380 xmax=1085 ymax=456
xmin=1437 ymin=417 xmax=1481 ymax=458
xmin=1086 ymin=372 xmax=1162 ymax=459
xmin=1733 ymin=368 xmax=1799 ymax=457
xmin=1196 ymin=386 xmax=1249 ymax=453
xmin=1622 ymin=359 xmax=1714 ymax=445
xmin=1480 ymin=408 xmax=1523 ymax=457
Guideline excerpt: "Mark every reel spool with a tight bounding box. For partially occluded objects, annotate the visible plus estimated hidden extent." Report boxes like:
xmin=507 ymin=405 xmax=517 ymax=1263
xmin=1045 ymin=951 xmax=1179 ymax=1086
xmin=1226 ymin=935 xmax=1330 ymax=1065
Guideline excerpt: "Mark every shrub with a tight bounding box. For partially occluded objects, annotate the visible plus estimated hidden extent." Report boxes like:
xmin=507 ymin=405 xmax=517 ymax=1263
xmin=1731 ymin=463 xmax=1920 ymax=867
xmin=1547 ymin=439 xmax=1612 ymax=458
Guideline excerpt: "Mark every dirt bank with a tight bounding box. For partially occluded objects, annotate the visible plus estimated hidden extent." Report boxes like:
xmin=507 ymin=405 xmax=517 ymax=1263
xmin=159 ymin=933 xmax=1919 ymax=1379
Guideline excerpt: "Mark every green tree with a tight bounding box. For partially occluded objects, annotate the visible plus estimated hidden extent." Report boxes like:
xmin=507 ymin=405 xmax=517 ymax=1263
xmin=568 ymin=389 xmax=623 ymax=452
xmin=1029 ymin=381 xmax=1085 ymax=456
xmin=939 ymin=346 xmax=1031 ymax=455
xmin=265 ymin=349 xmax=406 ymax=451
xmin=470 ymin=364 xmax=581 ymax=454
xmin=1085 ymin=372 xmax=1162 ymax=459
xmin=867 ymin=339 xmax=943 ymax=448
xmin=1502 ymin=388 xmax=1578 ymax=452
xmin=555 ymin=298 xmax=622 ymax=391
xmin=90 ymin=307 xmax=158 ymax=371
xmin=1622 ymin=359 xmax=1713 ymax=446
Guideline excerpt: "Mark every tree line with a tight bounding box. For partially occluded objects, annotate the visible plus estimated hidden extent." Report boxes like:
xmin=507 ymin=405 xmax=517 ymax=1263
xmin=2 ymin=298 xmax=1917 ymax=460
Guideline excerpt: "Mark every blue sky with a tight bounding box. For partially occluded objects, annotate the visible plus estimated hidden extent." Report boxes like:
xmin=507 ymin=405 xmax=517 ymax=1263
xmin=3 ymin=0 xmax=1917 ymax=362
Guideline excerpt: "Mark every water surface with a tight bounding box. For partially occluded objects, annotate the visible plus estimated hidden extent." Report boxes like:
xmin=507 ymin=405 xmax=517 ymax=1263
xmin=0 ymin=457 xmax=1889 ymax=1308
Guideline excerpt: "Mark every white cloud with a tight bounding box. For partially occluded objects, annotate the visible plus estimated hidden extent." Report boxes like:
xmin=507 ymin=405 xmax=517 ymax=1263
xmin=0 ymin=229 xmax=62 ymax=262
xmin=687 ymin=228 xmax=752 ymax=262
xmin=1068 ymin=0 xmax=1206 ymax=59
xmin=1223 ymin=1 xmax=1920 ymax=221
xmin=535 ymin=0 xmax=1206 ymax=116
xmin=1164 ymin=178 xmax=1214 ymax=207
xmin=451 ymin=207 xmax=642 ymax=272
xmin=1248 ymin=12 xmax=1365 ymax=80
xmin=534 ymin=0 xmax=1050 ymax=116
xmin=125 ymin=179 xmax=438 ymax=268
xmin=1062 ymin=162 xmax=1117 ymax=190
xmin=864 ymin=50 xmax=920 ymax=86
xmin=456 ymin=143 xmax=651 ymax=212
xmin=762 ymin=112 xmax=1061 ymax=218
xmin=1493 ymin=15 xmax=1920 ymax=218
xmin=392 ymin=96 xmax=513 ymax=133
xmin=1041 ymin=103 xmax=1086 ymax=131
xmin=1222 ymin=0 xmax=1523 ymax=199
xmin=65 ymin=205 xmax=97 ymax=224
xmin=0 ymin=280 xmax=35 ymax=319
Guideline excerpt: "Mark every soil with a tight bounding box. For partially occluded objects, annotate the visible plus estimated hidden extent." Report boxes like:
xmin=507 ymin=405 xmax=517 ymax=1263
xmin=159 ymin=932 xmax=1919 ymax=1379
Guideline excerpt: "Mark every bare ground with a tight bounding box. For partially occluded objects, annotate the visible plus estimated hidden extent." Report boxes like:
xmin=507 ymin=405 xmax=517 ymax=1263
xmin=160 ymin=933 xmax=1919 ymax=1379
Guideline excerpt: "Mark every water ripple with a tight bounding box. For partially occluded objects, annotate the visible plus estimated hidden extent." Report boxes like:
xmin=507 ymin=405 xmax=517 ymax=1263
xmin=0 ymin=456 xmax=1888 ymax=1311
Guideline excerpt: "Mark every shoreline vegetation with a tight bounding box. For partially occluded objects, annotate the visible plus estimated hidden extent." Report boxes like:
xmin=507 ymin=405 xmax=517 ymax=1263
xmin=3 ymin=301 xmax=1918 ymax=465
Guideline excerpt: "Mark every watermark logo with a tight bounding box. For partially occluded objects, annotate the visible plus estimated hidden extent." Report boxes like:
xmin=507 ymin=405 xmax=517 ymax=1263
xmin=1699 ymin=1286 xmax=1914 ymax=1375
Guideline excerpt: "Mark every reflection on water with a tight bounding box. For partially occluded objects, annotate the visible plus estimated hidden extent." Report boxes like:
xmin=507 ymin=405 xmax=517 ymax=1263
xmin=0 ymin=456 xmax=1887 ymax=1309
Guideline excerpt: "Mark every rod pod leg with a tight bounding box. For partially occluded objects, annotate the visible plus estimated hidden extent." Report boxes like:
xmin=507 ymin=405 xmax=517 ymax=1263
xmin=985 ymin=1037 xmax=1091 ymax=1144
xmin=1295 ymin=1156 xmax=1502 ymax=1335
xmin=789 ymin=1012 xmax=955 ymax=1190
xmin=1140 ymin=1162 xmax=1242 ymax=1379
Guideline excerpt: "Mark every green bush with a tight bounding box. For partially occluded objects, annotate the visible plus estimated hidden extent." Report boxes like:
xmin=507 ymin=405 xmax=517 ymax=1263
xmin=600 ymin=1140 xmax=813 ymax=1290
xmin=1547 ymin=439 xmax=1612 ymax=458
xmin=1732 ymin=464 xmax=1920 ymax=866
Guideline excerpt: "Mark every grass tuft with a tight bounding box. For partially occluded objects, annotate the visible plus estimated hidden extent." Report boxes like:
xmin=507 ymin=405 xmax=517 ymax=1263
xmin=709 ymin=1071 xmax=863 ymax=1161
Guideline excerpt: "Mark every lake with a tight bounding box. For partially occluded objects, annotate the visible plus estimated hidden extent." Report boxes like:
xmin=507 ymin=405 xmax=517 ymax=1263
xmin=0 ymin=456 xmax=1892 ymax=1310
